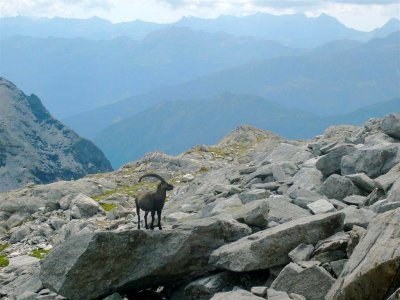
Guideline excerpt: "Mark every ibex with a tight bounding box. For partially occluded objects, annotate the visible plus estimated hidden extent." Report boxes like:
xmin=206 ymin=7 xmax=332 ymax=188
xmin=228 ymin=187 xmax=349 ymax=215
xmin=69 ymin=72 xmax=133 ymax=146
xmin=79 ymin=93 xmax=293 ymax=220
xmin=135 ymin=174 xmax=174 ymax=230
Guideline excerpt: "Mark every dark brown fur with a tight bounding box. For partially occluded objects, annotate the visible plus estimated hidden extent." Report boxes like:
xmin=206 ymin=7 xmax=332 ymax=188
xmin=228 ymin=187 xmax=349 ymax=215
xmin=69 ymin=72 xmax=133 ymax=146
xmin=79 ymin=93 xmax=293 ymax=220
xmin=135 ymin=174 xmax=173 ymax=230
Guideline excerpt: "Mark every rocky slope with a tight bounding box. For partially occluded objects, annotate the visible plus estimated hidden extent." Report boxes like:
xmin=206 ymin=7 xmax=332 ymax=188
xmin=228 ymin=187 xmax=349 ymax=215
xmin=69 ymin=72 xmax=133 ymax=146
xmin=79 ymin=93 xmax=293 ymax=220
xmin=0 ymin=78 xmax=113 ymax=192
xmin=0 ymin=113 xmax=399 ymax=300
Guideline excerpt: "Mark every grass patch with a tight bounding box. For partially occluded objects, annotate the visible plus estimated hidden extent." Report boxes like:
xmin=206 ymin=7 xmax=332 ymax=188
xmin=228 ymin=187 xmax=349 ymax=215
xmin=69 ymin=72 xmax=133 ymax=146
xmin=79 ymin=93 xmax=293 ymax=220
xmin=29 ymin=249 xmax=51 ymax=259
xmin=198 ymin=166 xmax=209 ymax=173
xmin=0 ymin=254 xmax=9 ymax=267
xmin=100 ymin=203 xmax=118 ymax=212
xmin=0 ymin=243 xmax=9 ymax=253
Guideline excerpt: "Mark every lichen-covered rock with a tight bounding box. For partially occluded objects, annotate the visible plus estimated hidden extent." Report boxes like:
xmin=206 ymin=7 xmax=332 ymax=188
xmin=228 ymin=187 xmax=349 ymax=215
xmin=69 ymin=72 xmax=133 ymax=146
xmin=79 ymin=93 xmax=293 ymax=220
xmin=326 ymin=208 xmax=400 ymax=300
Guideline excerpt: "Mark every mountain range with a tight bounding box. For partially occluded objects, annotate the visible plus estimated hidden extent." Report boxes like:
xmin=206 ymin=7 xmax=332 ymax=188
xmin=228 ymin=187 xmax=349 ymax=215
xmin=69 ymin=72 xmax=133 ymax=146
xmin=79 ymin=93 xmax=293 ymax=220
xmin=0 ymin=28 xmax=303 ymax=117
xmin=2 ymin=13 xmax=399 ymax=47
xmin=0 ymin=78 xmax=112 ymax=192
xmin=1 ymin=13 xmax=399 ymax=170
xmin=0 ymin=14 xmax=399 ymax=119
xmin=65 ymin=32 xmax=400 ymax=141
xmin=94 ymin=94 xmax=400 ymax=168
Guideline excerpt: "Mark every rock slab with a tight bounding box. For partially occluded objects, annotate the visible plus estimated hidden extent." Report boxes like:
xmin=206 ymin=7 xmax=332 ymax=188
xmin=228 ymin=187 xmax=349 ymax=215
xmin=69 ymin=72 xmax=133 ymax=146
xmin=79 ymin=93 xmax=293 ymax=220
xmin=326 ymin=208 xmax=400 ymax=300
xmin=209 ymin=212 xmax=344 ymax=272
xmin=40 ymin=218 xmax=251 ymax=299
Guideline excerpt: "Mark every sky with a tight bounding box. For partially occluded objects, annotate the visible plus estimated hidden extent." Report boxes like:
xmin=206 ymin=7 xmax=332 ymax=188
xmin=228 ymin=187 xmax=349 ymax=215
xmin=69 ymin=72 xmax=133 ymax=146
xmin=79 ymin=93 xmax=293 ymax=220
xmin=0 ymin=0 xmax=399 ymax=31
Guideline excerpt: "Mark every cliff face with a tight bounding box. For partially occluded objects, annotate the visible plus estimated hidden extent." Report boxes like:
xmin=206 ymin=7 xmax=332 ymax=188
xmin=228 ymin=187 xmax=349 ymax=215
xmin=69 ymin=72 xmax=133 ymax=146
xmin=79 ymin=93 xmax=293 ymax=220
xmin=0 ymin=78 xmax=112 ymax=192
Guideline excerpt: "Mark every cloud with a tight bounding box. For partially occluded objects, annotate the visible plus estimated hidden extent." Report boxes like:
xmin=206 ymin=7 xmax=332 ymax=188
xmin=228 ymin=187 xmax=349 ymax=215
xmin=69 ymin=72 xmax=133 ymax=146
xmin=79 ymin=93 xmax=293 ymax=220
xmin=0 ymin=0 xmax=113 ymax=18
xmin=158 ymin=0 xmax=400 ymax=9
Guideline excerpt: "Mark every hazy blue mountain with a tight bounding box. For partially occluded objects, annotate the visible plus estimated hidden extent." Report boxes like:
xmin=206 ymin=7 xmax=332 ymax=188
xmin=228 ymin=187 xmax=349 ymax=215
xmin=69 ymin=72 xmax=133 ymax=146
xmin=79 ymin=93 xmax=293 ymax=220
xmin=370 ymin=18 xmax=400 ymax=38
xmin=94 ymin=94 xmax=400 ymax=168
xmin=66 ymin=32 xmax=400 ymax=139
xmin=94 ymin=94 xmax=317 ymax=167
xmin=0 ymin=16 xmax=163 ymax=40
xmin=2 ymin=14 xmax=399 ymax=47
xmin=176 ymin=13 xmax=364 ymax=48
xmin=0 ymin=28 xmax=302 ymax=117
xmin=145 ymin=32 xmax=400 ymax=115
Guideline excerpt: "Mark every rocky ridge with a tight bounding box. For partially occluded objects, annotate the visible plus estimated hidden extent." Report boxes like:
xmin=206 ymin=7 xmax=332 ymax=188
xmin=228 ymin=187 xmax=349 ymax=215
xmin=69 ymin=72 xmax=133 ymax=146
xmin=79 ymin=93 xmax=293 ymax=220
xmin=0 ymin=114 xmax=399 ymax=299
xmin=0 ymin=78 xmax=113 ymax=192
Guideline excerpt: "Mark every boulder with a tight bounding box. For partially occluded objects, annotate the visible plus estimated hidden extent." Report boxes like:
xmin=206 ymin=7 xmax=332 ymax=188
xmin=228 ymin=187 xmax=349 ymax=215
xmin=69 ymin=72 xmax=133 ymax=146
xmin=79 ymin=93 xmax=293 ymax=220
xmin=210 ymin=289 xmax=264 ymax=300
xmin=293 ymin=197 xmax=318 ymax=209
xmin=342 ymin=195 xmax=367 ymax=207
xmin=288 ymin=243 xmax=314 ymax=263
xmin=165 ymin=212 xmax=193 ymax=223
xmin=370 ymin=200 xmax=400 ymax=214
xmin=263 ymin=143 xmax=312 ymax=165
xmin=40 ymin=217 xmax=251 ymax=299
xmin=0 ymin=256 xmax=42 ymax=297
xmin=316 ymin=144 xmax=356 ymax=177
xmin=326 ymin=208 xmax=400 ymax=300
xmin=182 ymin=174 xmax=195 ymax=182
xmin=234 ymin=199 xmax=269 ymax=228
xmin=341 ymin=143 xmax=400 ymax=178
xmin=320 ymin=175 xmax=361 ymax=201
xmin=388 ymin=177 xmax=400 ymax=202
xmin=345 ymin=173 xmax=376 ymax=192
xmin=346 ymin=226 xmax=366 ymax=257
xmin=270 ymin=263 xmax=335 ymax=300
xmin=184 ymin=272 xmax=237 ymax=299
xmin=266 ymin=197 xmax=311 ymax=224
xmin=267 ymin=289 xmax=292 ymax=300
xmin=313 ymin=232 xmax=349 ymax=263
xmin=211 ymin=194 xmax=244 ymax=216
xmin=287 ymin=168 xmax=323 ymax=194
xmin=9 ymin=225 xmax=30 ymax=243
xmin=244 ymin=165 xmax=274 ymax=184
xmin=342 ymin=206 xmax=376 ymax=230
xmin=209 ymin=212 xmax=344 ymax=272
xmin=250 ymin=286 xmax=268 ymax=297
xmin=330 ymin=259 xmax=348 ymax=278
xmin=239 ymin=189 xmax=270 ymax=204
xmin=307 ymin=199 xmax=335 ymax=214
xmin=70 ymin=194 xmax=102 ymax=219
xmin=381 ymin=112 xmax=400 ymax=139
xmin=374 ymin=163 xmax=400 ymax=192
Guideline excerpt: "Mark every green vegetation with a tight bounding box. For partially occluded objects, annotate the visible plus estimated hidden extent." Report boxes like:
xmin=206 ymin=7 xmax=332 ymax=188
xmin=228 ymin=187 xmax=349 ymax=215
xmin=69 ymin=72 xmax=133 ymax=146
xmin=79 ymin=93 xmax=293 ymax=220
xmin=198 ymin=166 xmax=209 ymax=173
xmin=29 ymin=248 xmax=51 ymax=259
xmin=100 ymin=203 xmax=118 ymax=212
xmin=0 ymin=254 xmax=9 ymax=267
xmin=0 ymin=243 xmax=9 ymax=253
